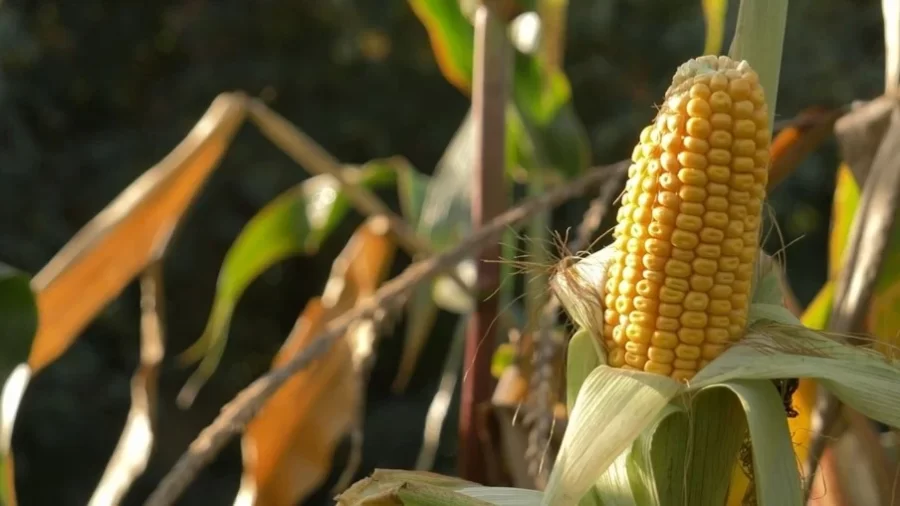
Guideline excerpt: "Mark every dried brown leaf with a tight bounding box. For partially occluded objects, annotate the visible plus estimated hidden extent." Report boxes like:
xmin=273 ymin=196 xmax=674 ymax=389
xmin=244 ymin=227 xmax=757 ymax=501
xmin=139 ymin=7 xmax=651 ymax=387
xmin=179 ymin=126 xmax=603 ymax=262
xmin=239 ymin=218 xmax=396 ymax=506
xmin=29 ymin=94 xmax=246 ymax=372
xmin=768 ymin=106 xmax=846 ymax=191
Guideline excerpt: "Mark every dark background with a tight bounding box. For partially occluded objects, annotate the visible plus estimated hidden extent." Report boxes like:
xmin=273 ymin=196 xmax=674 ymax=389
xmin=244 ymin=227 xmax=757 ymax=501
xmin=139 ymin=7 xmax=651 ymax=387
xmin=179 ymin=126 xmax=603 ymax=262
xmin=0 ymin=0 xmax=885 ymax=504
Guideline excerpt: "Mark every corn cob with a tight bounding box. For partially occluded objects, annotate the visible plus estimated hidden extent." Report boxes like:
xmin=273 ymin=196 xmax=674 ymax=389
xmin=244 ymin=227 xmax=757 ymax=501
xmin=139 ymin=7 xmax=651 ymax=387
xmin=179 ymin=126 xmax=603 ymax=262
xmin=603 ymin=55 xmax=770 ymax=382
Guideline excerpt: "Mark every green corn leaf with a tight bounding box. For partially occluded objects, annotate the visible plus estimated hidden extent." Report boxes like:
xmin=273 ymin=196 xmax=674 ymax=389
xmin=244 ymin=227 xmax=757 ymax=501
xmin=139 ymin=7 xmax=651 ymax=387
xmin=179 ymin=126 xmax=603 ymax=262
xmin=394 ymin=119 xmax=475 ymax=388
xmin=396 ymin=161 xmax=432 ymax=227
xmin=0 ymin=264 xmax=37 ymax=377
xmin=176 ymin=160 xmax=399 ymax=406
xmin=407 ymin=0 xmax=474 ymax=92
xmin=417 ymin=111 xmax=477 ymax=252
xmin=0 ymin=263 xmax=37 ymax=506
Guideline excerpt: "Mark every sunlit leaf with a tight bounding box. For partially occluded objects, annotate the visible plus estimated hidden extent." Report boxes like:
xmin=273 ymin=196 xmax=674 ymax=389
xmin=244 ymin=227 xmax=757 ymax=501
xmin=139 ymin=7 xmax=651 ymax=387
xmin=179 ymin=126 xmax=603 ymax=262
xmin=828 ymin=163 xmax=861 ymax=277
xmin=801 ymin=281 xmax=835 ymax=331
xmin=593 ymin=439 xmax=637 ymax=506
xmin=238 ymin=218 xmax=397 ymax=506
xmin=701 ymin=0 xmax=728 ymax=55
xmin=458 ymin=486 xmax=544 ymax=505
xmin=177 ymin=162 xmax=398 ymax=406
xmin=238 ymin=298 xmax=357 ymax=506
xmin=28 ymin=94 xmax=245 ymax=373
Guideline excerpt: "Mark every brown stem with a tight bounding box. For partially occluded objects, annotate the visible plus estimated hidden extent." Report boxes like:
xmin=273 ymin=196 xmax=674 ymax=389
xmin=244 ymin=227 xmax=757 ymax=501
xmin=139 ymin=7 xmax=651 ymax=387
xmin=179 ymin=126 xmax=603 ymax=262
xmin=460 ymin=2 xmax=509 ymax=484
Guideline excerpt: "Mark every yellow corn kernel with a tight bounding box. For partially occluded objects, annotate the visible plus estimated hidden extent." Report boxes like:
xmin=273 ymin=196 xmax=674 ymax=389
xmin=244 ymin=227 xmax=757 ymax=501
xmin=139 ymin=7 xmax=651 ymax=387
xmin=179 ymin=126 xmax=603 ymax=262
xmin=644 ymin=361 xmax=674 ymax=375
xmin=602 ymin=56 xmax=768 ymax=381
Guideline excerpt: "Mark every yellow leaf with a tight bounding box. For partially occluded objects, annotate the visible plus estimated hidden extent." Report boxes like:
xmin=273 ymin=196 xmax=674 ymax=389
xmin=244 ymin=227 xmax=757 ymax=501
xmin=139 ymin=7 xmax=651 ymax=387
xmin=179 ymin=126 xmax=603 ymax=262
xmin=29 ymin=94 xmax=246 ymax=373
xmin=701 ymin=0 xmax=728 ymax=55
xmin=240 ymin=218 xmax=396 ymax=506
xmin=828 ymin=163 xmax=861 ymax=279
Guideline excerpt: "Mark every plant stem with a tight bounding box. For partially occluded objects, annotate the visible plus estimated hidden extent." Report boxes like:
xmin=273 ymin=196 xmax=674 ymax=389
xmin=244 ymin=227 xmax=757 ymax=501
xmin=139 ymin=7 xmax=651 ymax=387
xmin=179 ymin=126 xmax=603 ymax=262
xmin=460 ymin=2 xmax=509 ymax=484
xmin=539 ymin=0 xmax=568 ymax=71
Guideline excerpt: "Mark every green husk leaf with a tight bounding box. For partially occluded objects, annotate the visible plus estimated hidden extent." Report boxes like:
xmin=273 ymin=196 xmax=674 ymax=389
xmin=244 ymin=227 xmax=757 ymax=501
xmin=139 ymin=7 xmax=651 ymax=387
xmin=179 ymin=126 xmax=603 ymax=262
xmin=595 ymin=449 xmax=636 ymax=506
xmin=543 ymin=367 xmax=684 ymax=506
xmin=712 ymin=380 xmax=803 ymax=506
xmin=683 ymin=387 xmax=748 ymax=505
xmin=691 ymin=304 xmax=900 ymax=429
xmin=566 ymin=329 xmax=604 ymax=414
xmin=627 ymin=404 xmax=688 ymax=506
xmin=594 ymin=405 xmax=689 ymax=506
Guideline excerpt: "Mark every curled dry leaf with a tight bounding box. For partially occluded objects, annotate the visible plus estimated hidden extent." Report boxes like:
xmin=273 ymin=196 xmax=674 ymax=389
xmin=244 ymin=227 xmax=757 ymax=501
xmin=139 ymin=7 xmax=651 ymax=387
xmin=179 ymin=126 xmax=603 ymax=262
xmin=237 ymin=217 xmax=397 ymax=506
